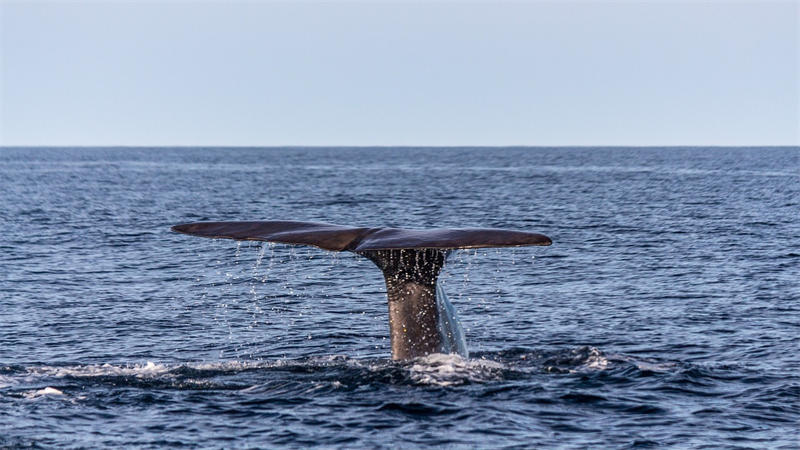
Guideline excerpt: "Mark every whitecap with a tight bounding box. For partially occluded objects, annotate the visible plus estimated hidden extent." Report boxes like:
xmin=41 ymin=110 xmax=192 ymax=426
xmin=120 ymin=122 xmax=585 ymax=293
xmin=24 ymin=386 xmax=64 ymax=399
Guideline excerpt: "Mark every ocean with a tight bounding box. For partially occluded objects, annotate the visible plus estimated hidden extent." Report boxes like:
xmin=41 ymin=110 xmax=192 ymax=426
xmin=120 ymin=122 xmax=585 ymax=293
xmin=1 ymin=146 xmax=798 ymax=447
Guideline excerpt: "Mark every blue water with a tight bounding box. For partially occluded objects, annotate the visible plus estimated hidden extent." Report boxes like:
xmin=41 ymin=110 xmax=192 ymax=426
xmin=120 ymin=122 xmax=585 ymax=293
xmin=1 ymin=147 xmax=798 ymax=448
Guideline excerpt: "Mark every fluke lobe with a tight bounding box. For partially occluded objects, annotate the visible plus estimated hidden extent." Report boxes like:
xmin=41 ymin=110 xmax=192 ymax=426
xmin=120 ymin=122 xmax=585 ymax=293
xmin=172 ymin=221 xmax=551 ymax=360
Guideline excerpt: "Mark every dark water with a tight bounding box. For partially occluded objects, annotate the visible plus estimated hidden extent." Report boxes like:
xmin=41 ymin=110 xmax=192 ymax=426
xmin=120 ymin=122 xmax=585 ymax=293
xmin=1 ymin=147 xmax=798 ymax=448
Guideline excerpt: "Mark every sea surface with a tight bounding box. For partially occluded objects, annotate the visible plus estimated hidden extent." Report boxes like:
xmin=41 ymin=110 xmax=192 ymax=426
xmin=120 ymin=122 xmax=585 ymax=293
xmin=1 ymin=147 xmax=798 ymax=448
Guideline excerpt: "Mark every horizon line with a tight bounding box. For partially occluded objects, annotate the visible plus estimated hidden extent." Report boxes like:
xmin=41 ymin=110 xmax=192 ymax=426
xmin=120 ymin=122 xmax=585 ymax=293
xmin=2 ymin=144 xmax=799 ymax=149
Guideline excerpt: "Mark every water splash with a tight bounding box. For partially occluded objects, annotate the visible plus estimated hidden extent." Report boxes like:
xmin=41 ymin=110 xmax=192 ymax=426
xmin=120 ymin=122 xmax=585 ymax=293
xmin=435 ymin=281 xmax=468 ymax=358
xmin=408 ymin=353 xmax=506 ymax=386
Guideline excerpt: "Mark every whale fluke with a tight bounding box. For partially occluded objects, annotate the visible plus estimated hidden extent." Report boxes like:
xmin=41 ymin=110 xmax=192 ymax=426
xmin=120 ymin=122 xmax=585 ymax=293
xmin=172 ymin=220 xmax=551 ymax=360
xmin=171 ymin=220 xmax=552 ymax=251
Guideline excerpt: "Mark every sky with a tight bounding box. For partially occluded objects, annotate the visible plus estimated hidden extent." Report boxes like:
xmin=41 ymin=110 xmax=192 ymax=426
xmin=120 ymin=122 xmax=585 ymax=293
xmin=0 ymin=0 xmax=798 ymax=146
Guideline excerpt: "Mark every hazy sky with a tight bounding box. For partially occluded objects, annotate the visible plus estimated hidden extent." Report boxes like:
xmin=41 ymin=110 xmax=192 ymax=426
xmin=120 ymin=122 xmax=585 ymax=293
xmin=1 ymin=1 xmax=798 ymax=146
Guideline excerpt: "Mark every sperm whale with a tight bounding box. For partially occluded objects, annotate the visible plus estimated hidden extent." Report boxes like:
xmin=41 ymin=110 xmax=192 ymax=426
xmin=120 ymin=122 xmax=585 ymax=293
xmin=172 ymin=221 xmax=551 ymax=360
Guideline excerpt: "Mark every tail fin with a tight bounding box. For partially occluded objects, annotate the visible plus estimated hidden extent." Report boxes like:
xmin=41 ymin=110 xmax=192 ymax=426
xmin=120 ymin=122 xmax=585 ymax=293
xmin=172 ymin=220 xmax=550 ymax=359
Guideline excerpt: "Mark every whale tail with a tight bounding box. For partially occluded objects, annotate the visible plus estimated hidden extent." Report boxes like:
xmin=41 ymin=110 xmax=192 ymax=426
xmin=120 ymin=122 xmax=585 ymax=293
xmin=172 ymin=221 xmax=550 ymax=359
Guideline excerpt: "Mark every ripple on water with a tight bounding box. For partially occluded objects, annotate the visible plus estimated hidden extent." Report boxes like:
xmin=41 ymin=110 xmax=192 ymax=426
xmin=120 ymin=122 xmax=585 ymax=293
xmin=1 ymin=147 xmax=799 ymax=447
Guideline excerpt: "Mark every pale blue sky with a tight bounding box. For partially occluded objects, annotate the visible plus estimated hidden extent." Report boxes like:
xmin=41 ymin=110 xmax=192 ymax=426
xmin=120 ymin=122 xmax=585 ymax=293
xmin=1 ymin=1 xmax=798 ymax=146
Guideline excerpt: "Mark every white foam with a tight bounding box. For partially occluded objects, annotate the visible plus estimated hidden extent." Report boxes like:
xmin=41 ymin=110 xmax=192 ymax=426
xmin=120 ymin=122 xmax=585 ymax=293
xmin=13 ymin=355 xmax=511 ymax=389
xmin=38 ymin=386 xmax=63 ymax=395
xmin=581 ymin=348 xmax=609 ymax=371
xmin=28 ymin=361 xmax=172 ymax=378
xmin=409 ymin=353 xmax=507 ymax=386
xmin=24 ymin=386 xmax=64 ymax=399
xmin=19 ymin=359 xmax=303 ymax=384
xmin=190 ymin=360 xmax=276 ymax=371
xmin=635 ymin=361 xmax=676 ymax=372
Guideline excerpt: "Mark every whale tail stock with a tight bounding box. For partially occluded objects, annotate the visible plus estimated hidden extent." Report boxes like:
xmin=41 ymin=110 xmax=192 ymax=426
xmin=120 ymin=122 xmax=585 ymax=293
xmin=359 ymin=248 xmax=448 ymax=360
xmin=171 ymin=221 xmax=551 ymax=360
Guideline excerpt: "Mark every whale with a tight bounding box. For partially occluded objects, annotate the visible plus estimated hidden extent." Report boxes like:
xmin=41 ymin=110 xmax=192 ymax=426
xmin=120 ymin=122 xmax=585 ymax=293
xmin=172 ymin=221 xmax=551 ymax=360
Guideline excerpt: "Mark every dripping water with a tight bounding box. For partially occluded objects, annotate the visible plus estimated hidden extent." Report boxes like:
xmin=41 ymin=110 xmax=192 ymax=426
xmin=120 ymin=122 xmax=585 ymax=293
xmin=435 ymin=281 xmax=468 ymax=357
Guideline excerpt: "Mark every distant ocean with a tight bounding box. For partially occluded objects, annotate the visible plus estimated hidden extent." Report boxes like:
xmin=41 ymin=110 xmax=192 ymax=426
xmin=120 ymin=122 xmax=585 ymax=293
xmin=1 ymin=147 xmax=798 ymax=447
